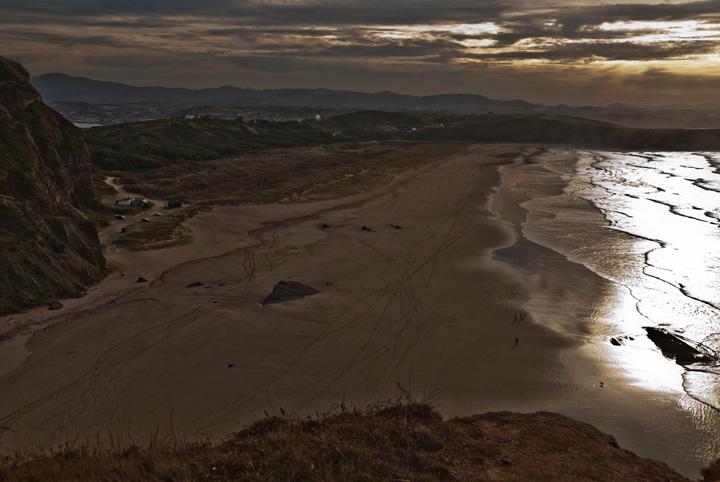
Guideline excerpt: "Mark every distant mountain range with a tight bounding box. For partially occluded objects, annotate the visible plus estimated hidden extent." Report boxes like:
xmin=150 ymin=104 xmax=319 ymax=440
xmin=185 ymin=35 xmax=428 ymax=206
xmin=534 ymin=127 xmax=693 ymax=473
xmin=31 ymin=73 xmax=720 ymax=129
xmin=31 ymin=73 xmax=540 ymax=113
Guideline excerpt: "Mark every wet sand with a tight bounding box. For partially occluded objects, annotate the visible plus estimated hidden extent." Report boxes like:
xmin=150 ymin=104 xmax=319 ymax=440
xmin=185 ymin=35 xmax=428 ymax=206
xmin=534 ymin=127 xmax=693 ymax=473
xmin=0 ymin=144 xmax=717 ymax=476
xmin=492 ymin=148 xmax=720 ymax=476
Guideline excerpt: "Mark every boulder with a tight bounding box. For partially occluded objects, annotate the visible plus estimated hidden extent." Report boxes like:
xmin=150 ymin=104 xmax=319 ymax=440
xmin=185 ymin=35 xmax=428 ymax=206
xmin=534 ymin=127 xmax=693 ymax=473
xmin=262 ymin=281 xmax=319 ymax=305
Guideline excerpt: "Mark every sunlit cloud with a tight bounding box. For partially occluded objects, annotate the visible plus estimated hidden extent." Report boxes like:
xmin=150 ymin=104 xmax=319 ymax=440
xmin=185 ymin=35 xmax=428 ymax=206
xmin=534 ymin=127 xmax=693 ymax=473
xmin=597 ymin=20 xmax=707 ymax=32
xmin=457 ymin=38 xmax=497 ymax=48
xmin=595 ymin=19 xmax=720 ymax=45
xmin=2 ymin=0 xmax=720 ymax=104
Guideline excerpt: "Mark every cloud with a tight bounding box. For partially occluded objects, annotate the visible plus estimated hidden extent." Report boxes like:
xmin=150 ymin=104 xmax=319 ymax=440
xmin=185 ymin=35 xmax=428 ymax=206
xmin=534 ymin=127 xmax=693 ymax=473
xmin=2 ymin=0 xmax=720 ymax=104
xmin=467 ymin=39 xmax=719 ymax=61
xmin=623 ymin=66 xmax=720 ymax=88
xmin=0 ymin=0 xmax=509 ymax=25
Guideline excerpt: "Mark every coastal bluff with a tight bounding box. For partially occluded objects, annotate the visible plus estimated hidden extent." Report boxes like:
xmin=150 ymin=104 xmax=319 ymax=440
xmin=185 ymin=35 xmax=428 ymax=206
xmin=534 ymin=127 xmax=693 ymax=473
xmin=0 ymin=403 xmax=711 ymax=481
xmin=0 ymin=56 xmax=104 ymax=314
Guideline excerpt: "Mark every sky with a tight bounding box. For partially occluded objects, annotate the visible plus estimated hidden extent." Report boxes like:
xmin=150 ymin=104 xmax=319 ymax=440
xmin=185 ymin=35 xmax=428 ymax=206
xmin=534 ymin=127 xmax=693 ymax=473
xmin=1 ymin=0 xmax=719 ymax=106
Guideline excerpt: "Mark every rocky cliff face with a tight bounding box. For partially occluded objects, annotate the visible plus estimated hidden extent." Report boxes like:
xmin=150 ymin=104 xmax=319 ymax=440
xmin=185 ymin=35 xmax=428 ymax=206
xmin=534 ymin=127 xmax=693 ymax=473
xmin=0 ymin=56 xmax=105 ymax=315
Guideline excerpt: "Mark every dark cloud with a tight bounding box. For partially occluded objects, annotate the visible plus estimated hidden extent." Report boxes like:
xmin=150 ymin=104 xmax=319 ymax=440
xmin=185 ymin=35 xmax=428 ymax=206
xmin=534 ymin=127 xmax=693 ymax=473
xmin=623 ymin=67 xmax=720 ymax=88
xmin=0 ymin=28 xmax=130 ymax=50
xmin=0 ymin=0 xmax=508 ymax=25
xmin=2 ymin=0 xmax=719 ymax=104
xmin=0 ymin=0 xmax=233 ymax=16
xmin=555 ymin=0 xmax=720 ymax=30
xmin=468 ymin=40 xmax=719 ymax=62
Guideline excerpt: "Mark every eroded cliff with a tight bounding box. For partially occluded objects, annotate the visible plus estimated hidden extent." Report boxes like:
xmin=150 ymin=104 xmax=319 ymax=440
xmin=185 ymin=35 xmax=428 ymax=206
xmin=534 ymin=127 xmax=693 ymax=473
xmin=0 ymin=56 xmax=104 ymax=314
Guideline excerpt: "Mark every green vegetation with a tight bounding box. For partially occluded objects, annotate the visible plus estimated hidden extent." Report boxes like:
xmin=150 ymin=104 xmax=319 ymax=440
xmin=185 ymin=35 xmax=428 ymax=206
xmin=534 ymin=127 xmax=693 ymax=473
xmin=422 ymin=113 xmax=720 ymax=150
xmin=114 ymin=205 xmax=200 ymax=250
xmin=108 ymin=141 xmax=465 ymax=249
xmin=86 ymin=113 xmax=720 ymax=176
xmin=0 ymin=56 xmax=105 ymax=315
xmin=116 ymin=141 xmax=462 ymax=203
xmin=87 ymin=111 xmax=720 ymax=252
xmin=86 ymin=118 xmax=338 ymax=171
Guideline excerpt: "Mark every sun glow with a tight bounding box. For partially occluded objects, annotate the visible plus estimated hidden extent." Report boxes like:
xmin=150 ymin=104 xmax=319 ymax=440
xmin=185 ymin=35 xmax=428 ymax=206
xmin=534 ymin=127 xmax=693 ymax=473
xmin=596 ymin=20 xmax=720 ymax=43
xmin=372 ymin=22 xmax=501 ymax=37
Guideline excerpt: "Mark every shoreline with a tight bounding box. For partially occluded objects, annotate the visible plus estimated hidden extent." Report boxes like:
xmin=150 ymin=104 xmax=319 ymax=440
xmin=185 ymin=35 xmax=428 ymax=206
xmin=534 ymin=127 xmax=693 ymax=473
xmin=490 ymin=148 xmax=720 ymax=476
xmin=0 ymin=144 xmax=717 ymax=477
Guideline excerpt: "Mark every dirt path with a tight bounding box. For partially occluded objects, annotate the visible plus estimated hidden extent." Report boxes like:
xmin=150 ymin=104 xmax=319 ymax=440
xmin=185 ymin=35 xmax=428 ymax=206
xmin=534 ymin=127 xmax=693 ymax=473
xmin=99 ymin=177 xmax=166 ymax=245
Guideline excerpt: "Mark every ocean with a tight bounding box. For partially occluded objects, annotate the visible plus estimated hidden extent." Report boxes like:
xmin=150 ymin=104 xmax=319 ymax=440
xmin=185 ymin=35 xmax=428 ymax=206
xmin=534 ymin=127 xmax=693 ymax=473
xmin=492 ymin=149 xmax=720 ymax=475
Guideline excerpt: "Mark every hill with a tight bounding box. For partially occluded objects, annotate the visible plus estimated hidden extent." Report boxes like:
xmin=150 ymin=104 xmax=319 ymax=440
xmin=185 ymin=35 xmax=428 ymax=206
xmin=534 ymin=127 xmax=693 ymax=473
xmin=0 ymin=57 xmax=105 ymax=314
xmin=84 ymin=112 xmax=720 ymax=174
xmin=423 ymin=113 xmax=720 ymax=150
xmin=30 ymin=74 xmax=529 ymax=114
xmin=0 ymin=403 xmax=707 ymax=481
xmin=86 ymin=117 xmax=336 ymax=171
xmin=31 ymin=73 xmax=720 ymax=128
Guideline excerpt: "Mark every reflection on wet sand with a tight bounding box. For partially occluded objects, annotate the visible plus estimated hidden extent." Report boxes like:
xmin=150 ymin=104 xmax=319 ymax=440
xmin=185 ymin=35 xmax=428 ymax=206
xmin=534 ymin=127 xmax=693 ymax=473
xmin=568 ymin=151 xmax=720 ymax=409
xmin=491 ymin=148 xmax=720 ymax=476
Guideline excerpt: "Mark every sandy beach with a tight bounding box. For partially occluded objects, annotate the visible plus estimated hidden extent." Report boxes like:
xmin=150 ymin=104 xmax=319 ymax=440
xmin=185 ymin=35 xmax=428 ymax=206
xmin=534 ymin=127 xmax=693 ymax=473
xmin=491 ymin=148 xmax=720 ymax=476
xmin=0 ymin=144 xmax=717 ymax=476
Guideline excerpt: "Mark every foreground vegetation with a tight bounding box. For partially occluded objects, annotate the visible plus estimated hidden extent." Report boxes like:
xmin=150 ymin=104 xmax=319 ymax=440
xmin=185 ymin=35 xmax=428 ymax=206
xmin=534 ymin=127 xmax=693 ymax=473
xmin=1 ymin=402 xmax=709 ymax=481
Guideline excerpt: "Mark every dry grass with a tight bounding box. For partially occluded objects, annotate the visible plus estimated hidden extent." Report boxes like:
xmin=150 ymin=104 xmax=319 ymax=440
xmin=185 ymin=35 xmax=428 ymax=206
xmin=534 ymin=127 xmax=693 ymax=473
xmin=113 ymin=141 xmax=464 ymax=205
xmin=113 ymin=205 xmax=200 ymax=250
xmin=0 ymin=398 xmax=704 ymax=482
xmin=0 ymin=402 xmax=452 ymax=482
xmin=108 ymin=141 xmax=466 ymax=250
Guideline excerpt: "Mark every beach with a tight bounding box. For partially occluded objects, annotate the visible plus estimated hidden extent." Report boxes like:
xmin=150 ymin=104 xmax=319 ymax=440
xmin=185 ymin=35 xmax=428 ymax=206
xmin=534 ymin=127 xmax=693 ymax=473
xmin=491 ymin=148 xmax=720 ymax=475
xmin=0 ymin=144 xmax=718 ymax=477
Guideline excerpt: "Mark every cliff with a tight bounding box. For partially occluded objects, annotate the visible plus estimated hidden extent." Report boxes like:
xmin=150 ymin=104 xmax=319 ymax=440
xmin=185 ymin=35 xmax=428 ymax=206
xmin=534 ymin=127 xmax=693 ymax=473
xmin=0 ymin=57 xmax=104 ymax=314
xmin=0 ymin=404 xmax=705 ymax=481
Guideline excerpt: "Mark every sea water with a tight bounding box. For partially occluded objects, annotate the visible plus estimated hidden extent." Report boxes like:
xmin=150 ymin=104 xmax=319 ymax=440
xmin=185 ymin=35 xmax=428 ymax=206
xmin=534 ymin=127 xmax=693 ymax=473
xmin=497 ymin=149 xmax=720 ymax=474
xmin=551 ymin=151 xmax=720 ymax=410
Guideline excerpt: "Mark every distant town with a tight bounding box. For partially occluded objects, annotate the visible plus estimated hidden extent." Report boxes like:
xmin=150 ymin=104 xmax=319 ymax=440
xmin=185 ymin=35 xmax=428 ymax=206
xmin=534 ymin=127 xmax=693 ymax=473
xmin=51 ymin=101 xmax=347 ymax=127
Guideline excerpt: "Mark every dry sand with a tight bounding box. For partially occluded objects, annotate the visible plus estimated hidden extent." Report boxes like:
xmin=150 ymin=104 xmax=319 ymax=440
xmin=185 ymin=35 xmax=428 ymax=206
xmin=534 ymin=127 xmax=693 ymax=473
xmin=0 ymin=144 xmax=566 ymax=446
xmin=490 ymin=148 xmax=720 ymax=476
xmin=0 ymin=144 xmax=713 ymax=476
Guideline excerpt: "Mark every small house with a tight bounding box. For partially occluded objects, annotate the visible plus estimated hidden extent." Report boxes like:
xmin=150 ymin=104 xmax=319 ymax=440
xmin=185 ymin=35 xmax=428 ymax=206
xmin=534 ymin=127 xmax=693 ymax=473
xmin=116 ymin=197 xmax=149 ymax=207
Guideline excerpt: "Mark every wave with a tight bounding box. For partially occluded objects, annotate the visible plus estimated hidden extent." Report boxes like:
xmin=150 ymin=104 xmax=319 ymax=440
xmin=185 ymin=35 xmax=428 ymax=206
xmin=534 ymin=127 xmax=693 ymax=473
xmin=545 ymin=151 xmax=720 ymax=410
